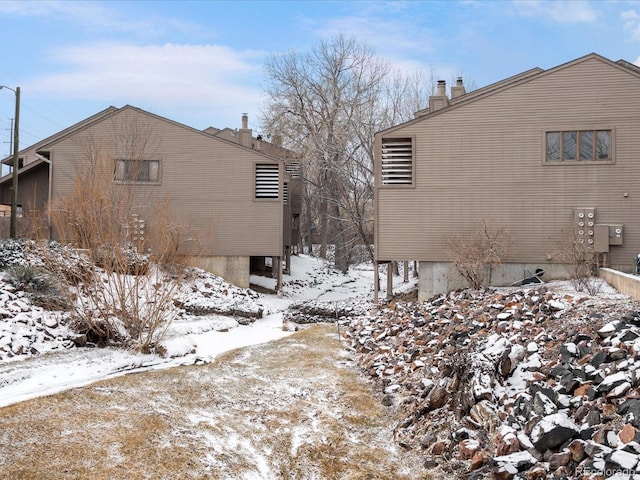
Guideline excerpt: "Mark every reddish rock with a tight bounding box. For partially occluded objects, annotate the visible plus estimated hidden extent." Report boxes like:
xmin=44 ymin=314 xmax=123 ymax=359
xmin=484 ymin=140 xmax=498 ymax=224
xmin=469 ymin=450 xmax=487 ymax=470
xmin=602 ymin=403 xmax=616 ymax=416
xmin=430 ymin=440 xmax=449 ymax=455
xmin=548 ymin=451 xmax=571 ymax=470
xmin=525 ymin=465 xmax=548 ymax=479
xmin=567 ymin=439 xmax=586 ymax=462
xmin=459 ymin=438 xmax=481 ymax=458
xmin=619 ymin=423 xmax=636 ymax=444
xmin=496 ymin=431 xmax=520 ymax=456
xmin=574 ymin=383 xmax=593 ymax=398
xmin=491 ymin=466 xmax=515 ymax=480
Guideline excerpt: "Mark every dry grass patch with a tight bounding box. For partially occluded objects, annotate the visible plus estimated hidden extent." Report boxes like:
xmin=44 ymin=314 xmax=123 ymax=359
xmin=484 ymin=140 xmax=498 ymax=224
xmin=0 ymin=325 xmax=428 ymax=479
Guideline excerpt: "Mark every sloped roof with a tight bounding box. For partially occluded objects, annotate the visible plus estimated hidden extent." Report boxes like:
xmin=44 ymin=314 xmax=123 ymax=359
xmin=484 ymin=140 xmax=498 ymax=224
xmin=12 ymin=105 xmax=285 ymax=164
xmin=1 ymin=106 xmax=119 ymax=165
xmin=380 ymin=53 xmax=640 ymax=136
xmin=0 ymin=157 xmax=48 ymax=186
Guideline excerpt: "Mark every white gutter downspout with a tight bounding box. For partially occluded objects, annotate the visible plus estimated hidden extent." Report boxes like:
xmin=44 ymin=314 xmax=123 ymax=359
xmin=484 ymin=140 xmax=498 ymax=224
xmin=35 ymin=153 xmax=52 ymax=237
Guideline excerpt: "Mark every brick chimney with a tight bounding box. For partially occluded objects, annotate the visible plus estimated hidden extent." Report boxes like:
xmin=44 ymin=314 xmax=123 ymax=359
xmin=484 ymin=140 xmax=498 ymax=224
xmin=429 ymin=80 xmax=449 ymax=112
xmin=239 ymin=113 xmax=252 ymax=148
xmin=451 ymin=77 xmax=466 ymax=99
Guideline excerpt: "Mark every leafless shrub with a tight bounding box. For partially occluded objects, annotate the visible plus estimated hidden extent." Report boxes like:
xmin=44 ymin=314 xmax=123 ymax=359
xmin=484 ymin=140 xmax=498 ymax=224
xmin=553 ymin=231 xmax=603 ymax=295
xmin=447 ymin=220 xmax=512 ymax=289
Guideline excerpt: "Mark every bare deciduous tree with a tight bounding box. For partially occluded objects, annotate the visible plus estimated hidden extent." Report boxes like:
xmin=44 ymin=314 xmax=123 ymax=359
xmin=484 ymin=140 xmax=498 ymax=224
xmin=260 ymin=35 xmax=453 ymax=272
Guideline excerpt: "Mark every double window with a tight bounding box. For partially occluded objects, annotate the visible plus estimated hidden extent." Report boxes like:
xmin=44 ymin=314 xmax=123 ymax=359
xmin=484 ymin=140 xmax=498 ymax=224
xmin=380 ymin=137 xmax=414 ymax=186
xmin=546 ymin=130 xmax=611 ymax=162
xmin=115 ymin=159 xmax=160 ymax=183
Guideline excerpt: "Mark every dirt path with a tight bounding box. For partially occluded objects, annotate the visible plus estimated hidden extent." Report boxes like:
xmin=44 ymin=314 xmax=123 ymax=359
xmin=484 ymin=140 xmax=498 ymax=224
xmin=0 ymin=324 xmax=428 ymax=480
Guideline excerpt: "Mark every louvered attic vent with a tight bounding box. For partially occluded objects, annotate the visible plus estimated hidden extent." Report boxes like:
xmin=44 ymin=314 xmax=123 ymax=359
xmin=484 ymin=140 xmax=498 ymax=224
xmin=283 ymin=182 xmax=288 ymax=205
xmin=285 ymin=162 xmax=300 ymax=178
xmin=381 ymin=138 xmax=413 ymax=185
xmin=255 ymin=164 xmax=279 ymax=198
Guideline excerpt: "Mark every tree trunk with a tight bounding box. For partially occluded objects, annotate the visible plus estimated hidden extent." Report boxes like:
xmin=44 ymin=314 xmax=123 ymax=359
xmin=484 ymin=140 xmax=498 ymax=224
xmin=333 ymin=204 xmax=348 ymax=274
xmin=304 ymin=184 xmax=313 ymax=255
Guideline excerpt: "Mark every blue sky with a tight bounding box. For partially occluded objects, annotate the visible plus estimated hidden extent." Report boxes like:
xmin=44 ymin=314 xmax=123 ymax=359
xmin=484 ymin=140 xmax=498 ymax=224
xmin=0 ymin=0 xmax=639 ymax=154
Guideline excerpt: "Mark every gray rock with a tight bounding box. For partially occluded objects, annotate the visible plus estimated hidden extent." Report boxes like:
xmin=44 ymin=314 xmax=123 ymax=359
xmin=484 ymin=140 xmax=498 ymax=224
xmin=530 ymin=413 xmax=579 ymax=452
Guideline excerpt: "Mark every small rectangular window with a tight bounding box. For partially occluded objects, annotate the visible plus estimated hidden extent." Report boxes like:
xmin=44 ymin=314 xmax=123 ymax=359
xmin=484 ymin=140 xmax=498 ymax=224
xmin=546 ymin=132 xmax=560 ymax=161
xmin=255 ymin=164 xmax=279 ymax=199
xmin=546 ymin=130 xmax=612 ymax=163
xmin=115 ymin=159 xmax=160 ymax=183
xmin=579 ymin=131 xmax=593 ymax=160
xmin=596 ymin=130 xmax=611 ymax=160
xmin=563 ymin=132 xmax=577 ymax=160
xmin=381 ymin=137 xmax=413 ymax=186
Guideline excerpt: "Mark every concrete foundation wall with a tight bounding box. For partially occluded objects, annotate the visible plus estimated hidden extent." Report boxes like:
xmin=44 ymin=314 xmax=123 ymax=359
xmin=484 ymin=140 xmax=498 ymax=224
xmin=180 ymin=255 xmax=250 ymax=288
xmin=417 ymin=261 xmax=575 ymax=302
xmin=599 ymin=268 xmax=640 ymax=301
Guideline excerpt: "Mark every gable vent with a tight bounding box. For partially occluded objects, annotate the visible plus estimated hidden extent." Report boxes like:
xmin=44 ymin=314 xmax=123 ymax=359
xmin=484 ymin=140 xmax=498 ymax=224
xmin=285 ymin=162 xmax=300 ymax=178
xmin=381 ymin=138 xmax=413 ymax=185
xmin=255 ymin=164 xmax=279 ymax=198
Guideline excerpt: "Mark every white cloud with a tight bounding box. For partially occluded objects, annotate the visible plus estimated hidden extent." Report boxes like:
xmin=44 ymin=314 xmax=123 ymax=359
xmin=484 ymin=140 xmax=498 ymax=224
xmin=26 ymin=42 xmax=267 ymax=127
xmin=315 ymin=14 xmax=436 ymax=56
xmin=512 ymin=0 xmax=598 ymax=24
xmin=0 ymin=0 xmax=210 ymax=39
xmin=621 ymin=9 xmax=640 ymax=40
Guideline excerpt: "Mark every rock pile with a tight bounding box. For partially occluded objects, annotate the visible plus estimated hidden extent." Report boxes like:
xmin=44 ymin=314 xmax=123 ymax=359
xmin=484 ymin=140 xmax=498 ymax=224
xmin=0 ymin=266 xmax=266 ymax=362
xmin=175 ymin=269 xmax=264 ymax=322
xmin=0 ymin=276 xmax=75 ymax=361
xmin=284 ymin=299 xmax=368 ymax=324
xmin=343 ymin=285 xmax=640 ymax=479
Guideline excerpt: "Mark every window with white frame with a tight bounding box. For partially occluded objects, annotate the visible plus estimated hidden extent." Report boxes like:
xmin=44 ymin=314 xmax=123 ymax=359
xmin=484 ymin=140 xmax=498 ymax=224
xmin=115 ymin=159 xmax=161 ymax=182
xmin=546 ymin=130 xmax=611 ymax=162
xmin=255 ymin=163 xmax=279 ymax=199
xmin=381 ymin=137 xmax=413 ymax=185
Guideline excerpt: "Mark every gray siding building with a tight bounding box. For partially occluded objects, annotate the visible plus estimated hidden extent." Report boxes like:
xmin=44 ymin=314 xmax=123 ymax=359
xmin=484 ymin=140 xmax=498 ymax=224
xmin=0 ymin=106 xmax=289 ymax=289
xmin=374 ymin=53 xmax=640 ymax=301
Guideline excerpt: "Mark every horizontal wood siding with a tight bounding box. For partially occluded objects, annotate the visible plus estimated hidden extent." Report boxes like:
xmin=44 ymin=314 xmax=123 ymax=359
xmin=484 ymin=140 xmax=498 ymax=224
xmin=376 ymin=57 xmax=640 ymax=270
xmin=51 ymin=108 xmax=283 ymax=257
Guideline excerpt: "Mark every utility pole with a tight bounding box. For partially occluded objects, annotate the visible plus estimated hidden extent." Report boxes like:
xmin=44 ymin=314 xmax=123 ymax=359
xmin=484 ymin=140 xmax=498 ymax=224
xmin=3 ymin=118 xmax=13 ymax=178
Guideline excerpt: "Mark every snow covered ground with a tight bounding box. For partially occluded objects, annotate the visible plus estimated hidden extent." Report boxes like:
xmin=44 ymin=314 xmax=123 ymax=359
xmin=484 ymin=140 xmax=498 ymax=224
xmin=0 ymin=254 xmax=402 ymax=409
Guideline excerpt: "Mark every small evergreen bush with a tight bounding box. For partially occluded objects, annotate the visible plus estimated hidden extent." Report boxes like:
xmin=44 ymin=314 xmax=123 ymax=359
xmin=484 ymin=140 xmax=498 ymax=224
xmin=0 ymin=238 xmax=29 ymax=269
xmin=5 ymin=264 xmax=69 ymax=310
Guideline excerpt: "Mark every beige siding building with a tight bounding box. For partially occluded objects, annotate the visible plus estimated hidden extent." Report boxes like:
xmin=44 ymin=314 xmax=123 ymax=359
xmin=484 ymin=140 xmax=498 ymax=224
xmin=0 ymin=105 xmax=286 ymax=288
xmin=374 ymin=54 xmax=640 ymax=301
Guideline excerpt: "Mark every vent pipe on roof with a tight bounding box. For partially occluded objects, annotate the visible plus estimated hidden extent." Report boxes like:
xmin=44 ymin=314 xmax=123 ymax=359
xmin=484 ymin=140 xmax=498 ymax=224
xmin=242 ymin=113 xmax=248 ymax=129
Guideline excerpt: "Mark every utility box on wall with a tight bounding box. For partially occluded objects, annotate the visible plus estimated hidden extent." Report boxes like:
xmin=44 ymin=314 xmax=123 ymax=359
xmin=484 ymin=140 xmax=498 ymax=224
xmin=608 ymin=224 xmax=624 ymax=246
xmin=593 ymin=224 xmax=610 ymax=253
xmin=593 ymin=223 xmax=624 ymax=253
xmin=574 ymin=207 xmax=596 ymax=246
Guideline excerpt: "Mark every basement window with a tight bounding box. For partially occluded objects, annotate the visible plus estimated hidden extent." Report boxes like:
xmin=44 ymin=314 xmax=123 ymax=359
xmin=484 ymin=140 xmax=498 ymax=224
xmin=381 ymin=137 xmax=413 ymax=186
xmin=115 ymin=159 xmax=161 ymax=183
xmin=255 ymin=163 xmax=279 ymax=199
xmin=546 ymin=130 xmax=612 ymax=163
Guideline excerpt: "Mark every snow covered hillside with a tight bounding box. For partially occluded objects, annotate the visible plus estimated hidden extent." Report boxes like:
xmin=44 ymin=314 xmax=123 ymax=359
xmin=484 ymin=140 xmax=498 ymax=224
xmin=0 ymin=249 xmax=386 ymax=409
